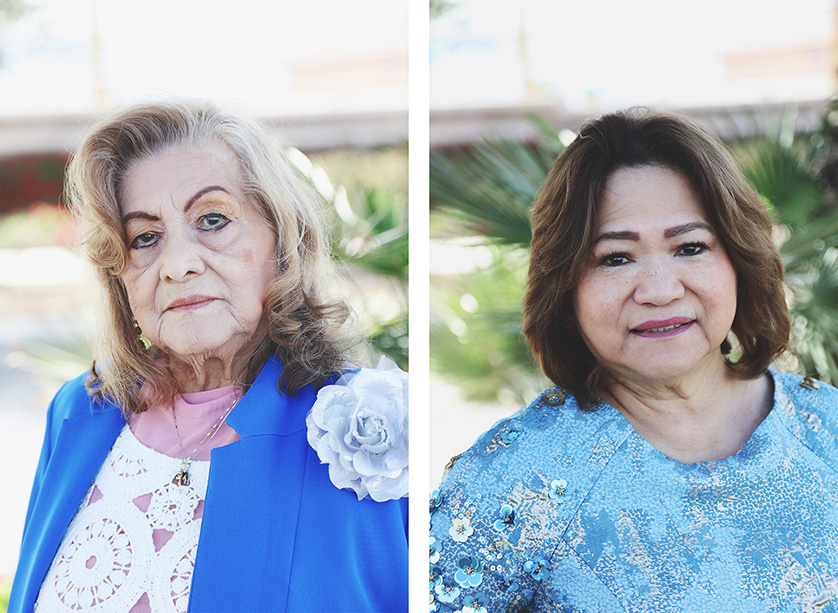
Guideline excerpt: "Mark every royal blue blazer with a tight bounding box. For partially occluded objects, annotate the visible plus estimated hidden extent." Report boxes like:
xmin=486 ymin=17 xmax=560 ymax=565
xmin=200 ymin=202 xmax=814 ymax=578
xmin=9 ymin=356 xmax=408 ymax=612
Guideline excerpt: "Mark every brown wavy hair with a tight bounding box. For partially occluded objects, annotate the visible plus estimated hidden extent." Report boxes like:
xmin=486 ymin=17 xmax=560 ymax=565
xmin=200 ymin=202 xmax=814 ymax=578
xmin=522 ymin=107 xmax=790 ymax=408
xmin=67 ymin=99 xmax=355 ymax=413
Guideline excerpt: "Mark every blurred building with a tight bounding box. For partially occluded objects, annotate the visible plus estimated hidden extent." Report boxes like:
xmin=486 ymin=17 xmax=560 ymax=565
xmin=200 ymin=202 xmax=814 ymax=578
xmin=430 ymin=2 xmax=836 ymax=147
xmin=719 ymin=5 xmax=836 ymax=103
xmin=0 ymin=1 xmax=408 ymax=210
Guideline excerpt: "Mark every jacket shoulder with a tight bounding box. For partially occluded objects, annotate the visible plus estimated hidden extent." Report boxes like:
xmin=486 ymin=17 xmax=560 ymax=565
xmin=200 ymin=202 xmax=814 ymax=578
xmin=772 ymin=370 xmax=838 ymax=468
xmin=49 ymin=371 xmax=98 ymax=419
xmin=42 ymin=371 xmax=108 ymax=447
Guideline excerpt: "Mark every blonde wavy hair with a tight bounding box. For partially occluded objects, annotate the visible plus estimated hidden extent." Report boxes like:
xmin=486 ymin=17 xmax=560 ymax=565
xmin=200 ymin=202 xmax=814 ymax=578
xmin=67 ymin=99 xmax=355 ymax=413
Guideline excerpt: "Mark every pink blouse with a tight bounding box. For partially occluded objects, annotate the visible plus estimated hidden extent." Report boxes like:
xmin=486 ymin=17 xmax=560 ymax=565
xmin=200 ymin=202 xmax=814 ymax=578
xmin=129 ymin=385 xmax=243 ymax=461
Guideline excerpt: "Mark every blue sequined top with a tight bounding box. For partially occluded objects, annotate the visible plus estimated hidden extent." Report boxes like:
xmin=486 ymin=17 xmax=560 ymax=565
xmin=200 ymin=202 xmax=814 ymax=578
xmin=429 ymin=370 xmax=838 ymax=612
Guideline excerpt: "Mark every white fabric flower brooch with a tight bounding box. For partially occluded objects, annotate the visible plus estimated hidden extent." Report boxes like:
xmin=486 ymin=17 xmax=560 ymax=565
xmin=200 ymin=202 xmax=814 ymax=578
xmin=306 ymin=356 xmax=408 ymax=502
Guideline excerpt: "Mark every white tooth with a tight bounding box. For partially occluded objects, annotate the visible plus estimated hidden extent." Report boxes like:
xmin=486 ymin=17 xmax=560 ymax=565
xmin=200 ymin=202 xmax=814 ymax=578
xmin=647 ymin=324 xmax=681 ymax=332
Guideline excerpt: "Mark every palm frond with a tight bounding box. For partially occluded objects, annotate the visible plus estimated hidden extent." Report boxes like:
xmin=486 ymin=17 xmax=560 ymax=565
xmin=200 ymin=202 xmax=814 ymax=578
xmin=736 ymin=138 xmax=824 ymax=228
xmin=431 ymin=246 xmax=547 ymax=404
xmin=430 ymin=131 xmax=563 ymax=246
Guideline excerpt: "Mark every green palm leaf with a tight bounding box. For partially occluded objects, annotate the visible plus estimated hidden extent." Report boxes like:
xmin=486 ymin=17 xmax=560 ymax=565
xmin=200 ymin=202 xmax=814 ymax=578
xmin=430 ymin=125 xmax=562 ymax=246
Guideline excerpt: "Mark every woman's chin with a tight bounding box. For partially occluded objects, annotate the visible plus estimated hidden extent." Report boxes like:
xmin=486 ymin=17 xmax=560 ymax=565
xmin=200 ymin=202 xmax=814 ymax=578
xmin=156 ymin=333 xmax=243 ymax=362
xmin=611 ymin=351 xmax=723 ymax=387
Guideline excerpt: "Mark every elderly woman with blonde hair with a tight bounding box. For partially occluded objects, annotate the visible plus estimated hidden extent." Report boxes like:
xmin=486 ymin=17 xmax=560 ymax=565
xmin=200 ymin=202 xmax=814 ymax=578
xmin=9 ymin=100 xmax=408 ymax=612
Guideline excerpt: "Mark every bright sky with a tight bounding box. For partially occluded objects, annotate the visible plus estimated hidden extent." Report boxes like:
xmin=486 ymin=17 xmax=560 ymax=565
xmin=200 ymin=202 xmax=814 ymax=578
xmin=1 ymin=0 xmax=833 ymax=115
xmin=0 ymin=0 xmax=408 ymax=115
xmin=431 ymin=0 xmax=836 ymax=110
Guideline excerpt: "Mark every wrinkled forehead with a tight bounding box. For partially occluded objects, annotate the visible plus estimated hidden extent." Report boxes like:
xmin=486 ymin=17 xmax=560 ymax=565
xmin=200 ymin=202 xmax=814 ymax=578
xmin=118 ymin=142 xmax=245 ymax=214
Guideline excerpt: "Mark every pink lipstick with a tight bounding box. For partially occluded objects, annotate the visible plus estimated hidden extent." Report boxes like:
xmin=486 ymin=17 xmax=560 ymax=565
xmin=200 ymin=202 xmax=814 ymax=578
xmin=631 ymin=317 xmax=694 ymax=338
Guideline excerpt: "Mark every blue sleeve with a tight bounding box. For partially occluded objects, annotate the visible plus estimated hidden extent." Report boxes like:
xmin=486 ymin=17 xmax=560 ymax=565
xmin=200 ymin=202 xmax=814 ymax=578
xmin=8 ymin=374 xmax=95 ymax=612
xmin=429 ymin=416 xmax=545 ymax=613
xmin=773 ymin=372 xmax=838 ymax=469
xmin=429 ymin=389 xmax=630 ymax=613
xmin=17 ymin=377 xmax=76 ymax=550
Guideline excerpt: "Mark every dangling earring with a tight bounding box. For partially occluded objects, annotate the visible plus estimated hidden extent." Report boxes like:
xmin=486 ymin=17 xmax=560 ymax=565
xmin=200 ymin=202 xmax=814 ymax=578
xmin=133 ymin=319 xmax=152 ymax=350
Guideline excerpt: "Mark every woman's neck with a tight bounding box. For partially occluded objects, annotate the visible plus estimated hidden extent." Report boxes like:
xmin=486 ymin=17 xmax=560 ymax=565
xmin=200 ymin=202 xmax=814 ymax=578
xmin=602 ymin=359 xmax=773 ymax=464
xmin=158 ymin=320 xmax=269 ymax=393
xmin=166 ymin=351 xmax=252 ymax=393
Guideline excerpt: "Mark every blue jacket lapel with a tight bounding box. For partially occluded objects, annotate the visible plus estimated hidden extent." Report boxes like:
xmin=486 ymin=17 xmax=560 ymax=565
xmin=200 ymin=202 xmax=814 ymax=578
xmin=189 ymin=355 xmax=319 ymax=611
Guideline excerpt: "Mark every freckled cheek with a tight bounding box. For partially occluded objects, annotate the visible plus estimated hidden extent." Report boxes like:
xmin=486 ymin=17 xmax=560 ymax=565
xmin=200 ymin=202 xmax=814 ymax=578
xmin=574 ymin=274 xmax=635 ymax=345
xmin=247 ymin=233 xmax=280 ymax=284
xmin=577 ymin=274 xmax=630 ymax=310
xmin=223 ymin=248 xmax=276 ymax=309
xmin=228 ymin=245 xmax=276 ymax=279
xmin=574 ymin=278 xmax=604 ymax=328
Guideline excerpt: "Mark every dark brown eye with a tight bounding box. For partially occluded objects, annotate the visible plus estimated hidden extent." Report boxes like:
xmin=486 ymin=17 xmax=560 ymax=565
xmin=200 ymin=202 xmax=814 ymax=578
xmin=600 ymin=253 xmax=631 ymax=267
xmin=678 ymin=242 xmax=708 ymax=256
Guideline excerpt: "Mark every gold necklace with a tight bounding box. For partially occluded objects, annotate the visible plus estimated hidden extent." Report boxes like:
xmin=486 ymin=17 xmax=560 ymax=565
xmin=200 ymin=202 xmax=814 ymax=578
xmin=172 ymin=393 xmax=242 ymax=486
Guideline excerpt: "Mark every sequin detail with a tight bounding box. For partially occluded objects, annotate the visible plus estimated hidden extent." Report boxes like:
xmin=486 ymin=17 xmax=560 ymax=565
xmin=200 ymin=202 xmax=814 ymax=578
xmin=541 ymin=390 xmax=565 ymax=407
xmin=430 ymin=372 xmax=838 ymax=612
xmin=800 ymin=375 xmax=820 ymax=390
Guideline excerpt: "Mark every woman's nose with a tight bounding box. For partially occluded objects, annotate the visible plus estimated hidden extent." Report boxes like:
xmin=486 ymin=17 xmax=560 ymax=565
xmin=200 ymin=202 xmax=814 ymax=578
xmin=632 ymin=258 xmax=685 ymax=306
xmin=159 ymin=232 xmax=206 ymax=282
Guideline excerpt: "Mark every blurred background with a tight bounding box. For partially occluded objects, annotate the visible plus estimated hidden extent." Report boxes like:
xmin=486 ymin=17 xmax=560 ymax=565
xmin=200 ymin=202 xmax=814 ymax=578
xmin=2 ymin=0 xmax=837 ymax=602
xmin=429 ymin=0 xmax=838 ymax=485
xmin=0 ymin=0 xmax=407 ymax=599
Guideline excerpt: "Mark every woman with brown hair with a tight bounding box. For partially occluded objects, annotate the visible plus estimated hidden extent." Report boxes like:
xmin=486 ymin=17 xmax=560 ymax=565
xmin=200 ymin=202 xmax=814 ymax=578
xmin=10 ymin=99 xmax=408 ymax=612
xmin=429 ymin=108 xmax=837 ymax=612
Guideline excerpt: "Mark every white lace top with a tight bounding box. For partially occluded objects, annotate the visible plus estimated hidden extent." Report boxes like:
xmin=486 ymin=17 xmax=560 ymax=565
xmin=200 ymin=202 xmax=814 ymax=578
xmin=34 ymin=425 xmax=210 ymax=613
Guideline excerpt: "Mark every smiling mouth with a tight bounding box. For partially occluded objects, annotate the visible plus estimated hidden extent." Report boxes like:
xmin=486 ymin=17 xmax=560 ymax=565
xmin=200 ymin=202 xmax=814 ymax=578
xmin=643 ymin=323 xmax=688 ymax=333
xmin=631 ymin=318 xmax=695 ymax=337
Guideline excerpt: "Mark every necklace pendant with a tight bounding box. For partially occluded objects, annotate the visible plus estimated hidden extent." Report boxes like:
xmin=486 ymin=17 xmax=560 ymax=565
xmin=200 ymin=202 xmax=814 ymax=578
xmin=175 ymin=469 xmax=190 ymax=486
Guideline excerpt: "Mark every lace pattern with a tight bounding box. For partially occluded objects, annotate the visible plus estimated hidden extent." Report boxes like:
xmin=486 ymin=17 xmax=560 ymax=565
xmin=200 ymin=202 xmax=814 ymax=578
xmin=35 ymin=425 xmax=210 ymax=612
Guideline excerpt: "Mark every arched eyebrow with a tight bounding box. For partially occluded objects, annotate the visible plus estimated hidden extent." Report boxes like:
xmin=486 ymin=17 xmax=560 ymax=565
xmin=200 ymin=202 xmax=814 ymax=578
xmin=593 ymin=230 xmax=639 ymax=244
xmin=663 ymin=221 xmax=713 ymax=238
xmin=121 ymin=185 xmax=231 ymax=222
xmin=183 ymin=185 xmax=231 ymax=212
xmin=122 ymin=211 xmax=156 ymax=223
xmin=594 ymin=221 xmax=713 ymax=244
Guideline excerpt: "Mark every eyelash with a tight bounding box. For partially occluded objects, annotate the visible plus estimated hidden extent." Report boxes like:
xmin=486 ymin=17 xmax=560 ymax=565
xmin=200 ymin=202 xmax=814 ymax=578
xmin=598 ymin=242 xmax=709 ymax=267
xmin=130 ymin=232 xmax=158 ymax=250
xmin=678 ymin=241 xmax=708 ymax=256
xmin=128 ymin=213 xmax=231 ymax=249
xmin=198 ymin=213 xmax=230 ymax=231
